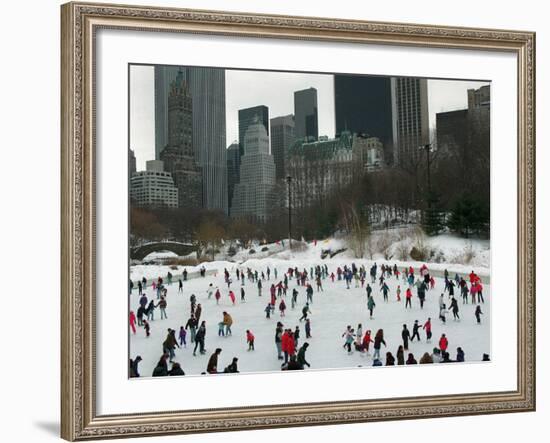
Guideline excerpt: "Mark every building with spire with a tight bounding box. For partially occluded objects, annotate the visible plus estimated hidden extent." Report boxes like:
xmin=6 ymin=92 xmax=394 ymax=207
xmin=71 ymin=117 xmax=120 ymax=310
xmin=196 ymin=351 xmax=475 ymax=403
xmin=155 ymin=65 xmax=227 ymax=213
xmin=159 ymin=70 xmax=202 ymax=209
xmin=231 ymin=118 xmax=277 ymax=221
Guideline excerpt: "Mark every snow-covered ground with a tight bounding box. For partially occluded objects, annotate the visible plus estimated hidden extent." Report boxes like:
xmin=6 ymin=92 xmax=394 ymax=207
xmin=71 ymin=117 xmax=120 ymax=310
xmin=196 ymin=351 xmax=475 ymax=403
xmin=130 ymin=258 xmax=491 ymax=378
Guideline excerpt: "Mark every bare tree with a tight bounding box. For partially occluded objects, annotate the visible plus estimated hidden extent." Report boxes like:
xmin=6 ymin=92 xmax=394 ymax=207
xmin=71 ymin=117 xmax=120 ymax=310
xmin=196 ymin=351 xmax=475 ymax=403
xmin=195 ymin=220 xmax=226 ymax=261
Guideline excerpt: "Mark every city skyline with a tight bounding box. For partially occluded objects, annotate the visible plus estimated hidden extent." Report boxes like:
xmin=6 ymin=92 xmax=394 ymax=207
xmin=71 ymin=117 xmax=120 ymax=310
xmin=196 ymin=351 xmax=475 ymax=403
xmin=130 ymin=64 xmax=489 ymax=170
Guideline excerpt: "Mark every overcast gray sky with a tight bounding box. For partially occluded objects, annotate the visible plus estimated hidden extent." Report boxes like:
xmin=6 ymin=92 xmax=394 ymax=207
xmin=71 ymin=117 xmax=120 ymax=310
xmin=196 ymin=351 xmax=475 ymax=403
xmin=130 ymin=65 xmax=489 ymax=170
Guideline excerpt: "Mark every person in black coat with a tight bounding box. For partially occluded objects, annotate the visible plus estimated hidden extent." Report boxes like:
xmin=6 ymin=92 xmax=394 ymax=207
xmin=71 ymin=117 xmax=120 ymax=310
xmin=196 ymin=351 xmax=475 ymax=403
xmin=168 ymin=362 xmax=185 ymax=376
xmin=396 ymin=345 xmax=405 ymax=365
xmin=385 ymin=352 xmax=395 ymax=366
xmin=411 ymin=320 xmax=421 ymax=342
xmin=129 ymin=355 xmax=142 ymax=377
xmin=449 ymin=297 xmax=460 ymax=320
xmin=136 ymin=306 xmax=146 ymax=326
xmin=282 ymin=355 xmax=302 ymax=371
xmin=417 ymin=282 xmax=427 ymax=309
xmin=224 ymin=357 xmax=239 ymax=373
xmin=401 ymin=324 xmax=411 ymax=350
xmin=456 ymin=347 xmax=465 ymax=362
xmin=152 ymin=354 xmax=169 ymax=377
xmin=193 ymin=321 xmax=206 ymax=356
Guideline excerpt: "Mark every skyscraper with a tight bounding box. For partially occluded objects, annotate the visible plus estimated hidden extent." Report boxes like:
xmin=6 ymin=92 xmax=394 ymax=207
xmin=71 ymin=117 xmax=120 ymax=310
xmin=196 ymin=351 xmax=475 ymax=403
xmin=334 ymin=74 xmax=428 ymax=167
xmin=231 ymin=118 xmax=277 ymax=221
xmin=160 ymin=70 xmax=202 ymax=209
xmin=334 ymin=75 xmax=393 ymax=148
xmin=155 ymin=65 xmax=228 ymax=213
xmin=238 ymin=105 xmax=269 ymax=156
xmin=186 ymin=67 xmax=228 ymax=213
xmin=154 ymin=65 xmax=182 ymax=160
xmin=391 ymin=77 xmax=430 ymax=166
xmin=294 ymin=87 xmax=318 ymax=141
xmin=226 ymin=142 xmax=240 ymax=213
xmin=270 ymin=114 xmax=295 ymax=180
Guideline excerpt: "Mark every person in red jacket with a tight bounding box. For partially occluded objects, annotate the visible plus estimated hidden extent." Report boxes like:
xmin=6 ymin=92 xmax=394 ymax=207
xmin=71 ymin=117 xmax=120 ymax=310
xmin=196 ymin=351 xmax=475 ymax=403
xmin=405 ymin=287 xmax=413 ymax=308
xmin=361 ymin=330 xmax=373 ymax=354
xmin=281 ymin=329 xmax=290 ymax=364
xmin=423 ymin=318 xmax=432 ymax=342
xmin=129 ymin=310 xmax=137 ymax=334
xmin=229 ymin=290 xmax=236 ymax=305
xmin=469 ymin=271 xmax=477 ymax=284
xmin=246 ymin=329 xmax=255 ymax=351
xmin=439 ymin=334 xmax=448 ymax=353
xmin=476 ymin=282 xmax=485 ymax=303
xmin=287 ymin=331 xmax=296 ymax=357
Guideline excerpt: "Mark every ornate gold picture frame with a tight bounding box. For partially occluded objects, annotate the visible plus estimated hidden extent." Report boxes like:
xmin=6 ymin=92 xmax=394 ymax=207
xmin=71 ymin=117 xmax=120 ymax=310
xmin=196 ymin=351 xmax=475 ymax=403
xmin=61 ymin=2 xmax=535 ymax=440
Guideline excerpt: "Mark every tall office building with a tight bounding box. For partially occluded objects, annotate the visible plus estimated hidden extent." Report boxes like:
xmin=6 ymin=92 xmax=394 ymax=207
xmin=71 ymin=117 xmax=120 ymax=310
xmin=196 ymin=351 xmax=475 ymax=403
xmin=155 ymin=65 xmax=228 ymax=213
xmin=231 ymin=119 xmax=277 ymax=221
xmin=391 ymin=77 xmax=430 ymax=166
xmin=334 ymin=75 xmax=429 ymax=166
xmin=159 ymin=70 xmax=202 ymax=209
xmin=334 ymin=75 xmax=394 ymax=148
xmin=186 ymin=67 xmax=228 ymax=213
xmin=270 ymin=114 xmax=295 ymax=180
xmin=294 ymin=87 xmax=318 ymax=141
xmin=226 ymin=142 xmax=240 ymax=213
xmin=238 ymin=105 xmax=269 ymax=156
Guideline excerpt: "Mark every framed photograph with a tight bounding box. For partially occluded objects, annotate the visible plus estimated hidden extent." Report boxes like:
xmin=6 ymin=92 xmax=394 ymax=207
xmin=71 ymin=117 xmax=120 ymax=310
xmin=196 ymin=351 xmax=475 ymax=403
xmin=61 ymin=1 xmax=536 ymax=440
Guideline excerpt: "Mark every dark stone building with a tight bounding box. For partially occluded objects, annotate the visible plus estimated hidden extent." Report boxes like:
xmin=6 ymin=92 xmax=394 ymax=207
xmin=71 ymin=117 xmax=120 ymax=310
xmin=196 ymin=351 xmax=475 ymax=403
xmin=160 ymin=70 xmax=202 ymax=209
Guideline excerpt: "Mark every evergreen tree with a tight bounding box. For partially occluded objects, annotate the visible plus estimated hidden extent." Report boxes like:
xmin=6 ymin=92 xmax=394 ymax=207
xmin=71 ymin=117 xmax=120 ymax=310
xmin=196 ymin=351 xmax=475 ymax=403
xmin=422 ymin=192 xmax=445 ymax=236
xmin=447 ymin=195 xmax=489 ymax=237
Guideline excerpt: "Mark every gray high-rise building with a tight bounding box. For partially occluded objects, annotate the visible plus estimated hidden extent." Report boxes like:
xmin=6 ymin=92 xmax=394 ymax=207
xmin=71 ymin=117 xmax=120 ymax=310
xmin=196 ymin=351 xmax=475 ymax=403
xmin=155 ymin=65 xmax=227 ymax=213
xmin=294 ymin=87 xmax=318 ymax=141
xmin=238 ymin=105 xmax=269 ymax=156
xmin=231 ymin=119 xmax=277 ymax=221
xmin=391 ymin=77 xmax=430 ymax=166
xmin=186 ymin=67 xmax=228 ymax=213
xmin=159 ymin=70 xmax=202 ymax=209
xmin=270 ymin=114 xmax=295 ymax=180
xmin=226 ymin=142 xmax=240 ymax=213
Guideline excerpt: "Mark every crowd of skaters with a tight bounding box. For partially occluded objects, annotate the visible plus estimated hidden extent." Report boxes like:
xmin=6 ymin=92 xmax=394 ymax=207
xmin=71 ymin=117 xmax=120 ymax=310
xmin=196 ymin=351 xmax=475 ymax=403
xmin=129 ymin=260 xmax=489 ymax=377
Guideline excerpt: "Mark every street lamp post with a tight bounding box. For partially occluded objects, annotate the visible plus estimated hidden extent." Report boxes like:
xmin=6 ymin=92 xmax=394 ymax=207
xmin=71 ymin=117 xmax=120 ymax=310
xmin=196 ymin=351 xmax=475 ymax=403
xmin=286 ymin=175 xmax=292 ymax=251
